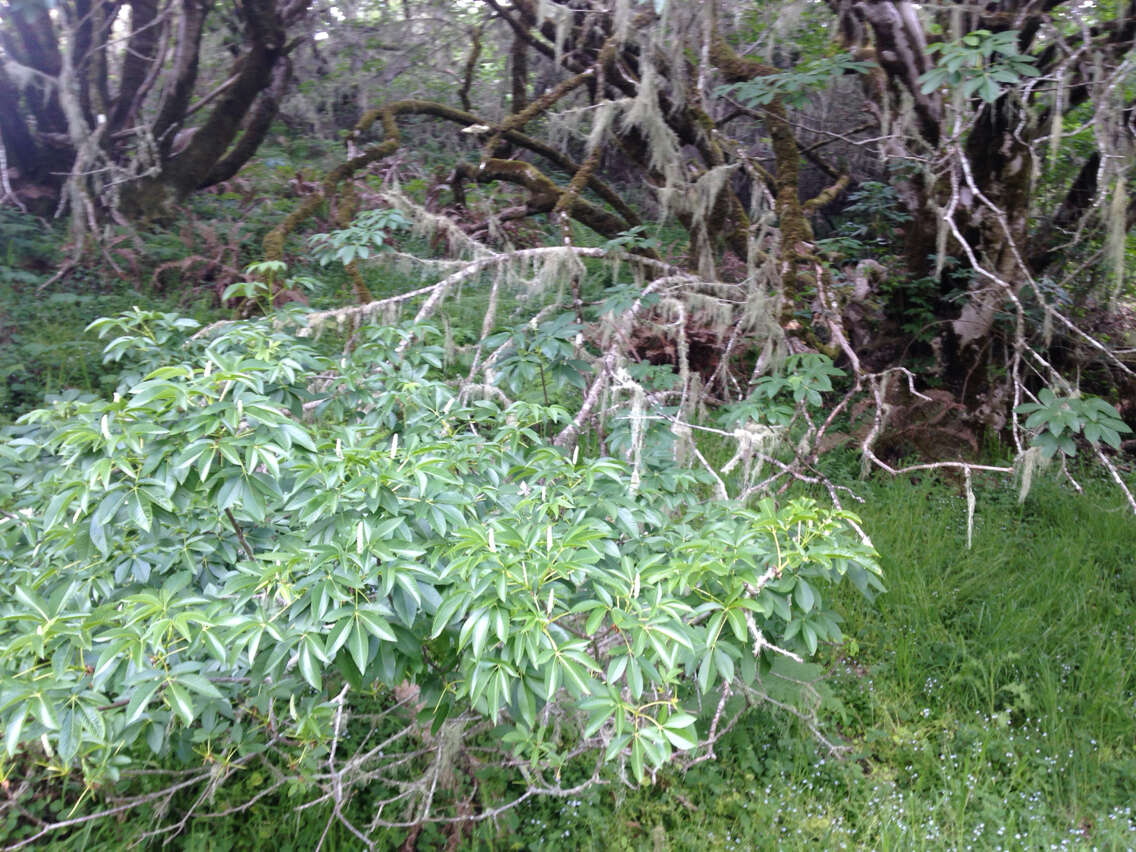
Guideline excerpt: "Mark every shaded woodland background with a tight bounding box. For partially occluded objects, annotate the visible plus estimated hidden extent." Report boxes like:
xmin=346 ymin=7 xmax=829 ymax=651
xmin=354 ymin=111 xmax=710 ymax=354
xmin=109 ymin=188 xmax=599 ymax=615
xmin=4 ymin=0 xmax=1135 ymax=459
xmin=1 ymin=0 xmax=1135 ymax=848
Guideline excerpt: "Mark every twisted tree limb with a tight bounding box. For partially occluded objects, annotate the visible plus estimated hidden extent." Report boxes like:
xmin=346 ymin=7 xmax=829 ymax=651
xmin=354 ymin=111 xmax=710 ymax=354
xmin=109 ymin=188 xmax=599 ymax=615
xmin=263 ymin=98 xmax=642 ymax=265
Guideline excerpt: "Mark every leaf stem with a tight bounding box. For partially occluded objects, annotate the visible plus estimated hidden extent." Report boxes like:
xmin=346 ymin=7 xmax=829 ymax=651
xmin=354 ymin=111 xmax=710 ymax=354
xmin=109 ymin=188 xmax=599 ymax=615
xmin=225 ymin=508 xmax=255 ymax=560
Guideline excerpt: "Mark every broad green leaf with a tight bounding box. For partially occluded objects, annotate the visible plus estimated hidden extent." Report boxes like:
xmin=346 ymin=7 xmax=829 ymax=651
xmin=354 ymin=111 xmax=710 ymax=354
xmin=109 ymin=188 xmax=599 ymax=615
xmin=348 ymin=619 xmax=370 ymax=673
xmin=165 ymin=682 xmax=195 ymax=726
xmin=177 ymin=674 xmax=223 ymax=699
xmin=5 ymin=704 xmax=28 ymax=755
xmin=125 ymin=681 xmax=162 ymax=726
xmin=57 ymin=709 xmax=81 ymax=763
xmin=357 ymin=609 xmax=397 ymax=642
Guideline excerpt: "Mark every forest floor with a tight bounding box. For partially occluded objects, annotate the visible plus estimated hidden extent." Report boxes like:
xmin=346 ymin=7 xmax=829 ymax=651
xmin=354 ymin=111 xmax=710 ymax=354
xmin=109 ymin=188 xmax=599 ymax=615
xmin=3 ymin=199 xmax=1135 ymax=850
xmin=35 ymin=473 xmax=1133 ymax=852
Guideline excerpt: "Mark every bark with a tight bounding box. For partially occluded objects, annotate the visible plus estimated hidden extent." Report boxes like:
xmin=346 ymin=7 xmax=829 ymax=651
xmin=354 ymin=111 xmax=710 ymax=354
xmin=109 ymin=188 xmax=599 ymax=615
xmin=152 ymin=0 xmax=211 ymax=153
xmin=201 ymin=57 xmax=292 ymax=187
xmin=0 ymin=0 xmax=311 ymax=224
xmin=165 ymin=41 xmax=281 ymax=195
xmin=458 ymin=26 xmax=482 ymax=113
xmin=510 ymin=33 xmax=528 ymax=114
xmin=108 ymin=0 xmax=162 ymax=136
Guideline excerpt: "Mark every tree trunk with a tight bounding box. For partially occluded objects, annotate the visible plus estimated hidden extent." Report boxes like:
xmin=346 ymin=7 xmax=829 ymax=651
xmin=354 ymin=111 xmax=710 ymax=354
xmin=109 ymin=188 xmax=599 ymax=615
xmin=0 ymin=0 xmax=309 ymax=227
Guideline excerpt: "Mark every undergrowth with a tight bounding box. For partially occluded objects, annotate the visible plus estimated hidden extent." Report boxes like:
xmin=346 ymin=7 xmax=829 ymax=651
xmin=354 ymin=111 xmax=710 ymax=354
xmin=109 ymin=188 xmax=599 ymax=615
xmin=18 ymin=472 xmax=1133 ymax=850
xmin=483 ymin=473 xmax=1136 ymax=851
xmin=3 ymin=175 xmax=1135 ymax=850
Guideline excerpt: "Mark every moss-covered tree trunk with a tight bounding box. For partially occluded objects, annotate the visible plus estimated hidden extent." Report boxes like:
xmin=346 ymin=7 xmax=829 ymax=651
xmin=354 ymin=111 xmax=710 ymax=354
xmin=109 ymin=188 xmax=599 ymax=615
xmin=0 ymin=0 xmax=310 ymax=228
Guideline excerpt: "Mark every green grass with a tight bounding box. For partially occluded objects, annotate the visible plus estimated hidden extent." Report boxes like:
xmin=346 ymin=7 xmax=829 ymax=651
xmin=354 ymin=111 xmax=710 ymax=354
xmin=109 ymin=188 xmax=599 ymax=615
xmin=5 ymin=205 xmax=1135 ymax=849
xmin=483 ymin=472 xmax=1136 ymax=851
xmin=18 ymin=472 xmax=1135 ymax=851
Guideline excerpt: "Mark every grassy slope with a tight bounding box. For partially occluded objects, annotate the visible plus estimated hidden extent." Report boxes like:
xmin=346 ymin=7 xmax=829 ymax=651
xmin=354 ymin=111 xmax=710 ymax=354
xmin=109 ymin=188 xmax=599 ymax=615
xmin=7 ymin=202 xmax=1135 ymax=851
xmin=486 ymin=474 xmax=1136 ymax=851
xmin=147 ymin=473 xmax=1136 ymax=851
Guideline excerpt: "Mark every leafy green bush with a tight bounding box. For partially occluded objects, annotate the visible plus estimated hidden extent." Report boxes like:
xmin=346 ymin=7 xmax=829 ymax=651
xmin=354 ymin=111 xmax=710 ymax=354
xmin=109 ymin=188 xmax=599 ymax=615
xmin=0 ymin=309 xmax=881 ymax=841
xmin=1015 ymin=389 xmax=1131 ymax=459
xmin=919 ymin=29 xmax=1040 ymax=103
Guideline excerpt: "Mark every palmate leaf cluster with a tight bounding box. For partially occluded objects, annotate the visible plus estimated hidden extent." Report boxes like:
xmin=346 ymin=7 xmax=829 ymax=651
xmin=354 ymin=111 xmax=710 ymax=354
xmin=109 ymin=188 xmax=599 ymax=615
xmin=719 ymin=53 xmax=876 ymax=109
xmin=919 ymin=29 xmax=1040 ymax=104
xmin=307 ymin=209 xmax=411 ymax=267
xmin=1015 ymin=389 xmax=1132 ymax=460
xmin=0 ymin=309 xmax=882 ymax=796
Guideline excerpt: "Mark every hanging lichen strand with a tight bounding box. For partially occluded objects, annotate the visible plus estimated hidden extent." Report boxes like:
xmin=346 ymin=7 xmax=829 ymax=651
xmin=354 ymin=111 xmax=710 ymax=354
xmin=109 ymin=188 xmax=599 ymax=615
xmin=251 ymin=0 xmax=1136 ymax=523
xmin=256 ymin=0 xmax=792 ymax=434
xmin=1098 ymin=78 xmax=1133 ymax=312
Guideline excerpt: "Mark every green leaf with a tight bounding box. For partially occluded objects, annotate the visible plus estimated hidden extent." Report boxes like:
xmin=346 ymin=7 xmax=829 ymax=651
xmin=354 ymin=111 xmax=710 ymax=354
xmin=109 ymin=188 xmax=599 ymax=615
xmin=336 ymin=652 xmax=366 ymax=690
xmin=1038 ymin=434 xmax=1060 ymax=460
xmin=585 ymin=605 xmax=607 ymax=636
xmin=177 ymin=674 xmax=223 ymax=699
xmin=794 ymin=579 xmax=815 ymax=613
xmin=919 ymin=69 xmax=947 ymax=94
xmin=298 ymin=643 xmax=322 ymax=690
xmin=559 ymin=658 xmax=591 ymax=696
xmin=431 ymin=592 xmax=466 ymax=638
xmin=145 ymin=722 xmax=165 ymax=754
xmin=5 ymin=703 xmax=28 ymax=755
xmin=14 ymin=586 xmax=48 ymax=620
xmin=714 ymin=647 xmax=735 ymax=683
xmin=605 ymin=733 xmax=630 ymax=762
xmin=77 ymin=701 xmax=106 ymax=742
xmin=1099 ymin=426 xmax=1122 ymax=450
xmin=217 ymin=476 xmax=243 ymax=511
xmin=630 ymin=738 xmax=645 ymax=783
xmin=325 ymin=618 xmax=353 ymax=659
xmin=802 ymin=622 xmax=818 ymax=656
xmin=89 ymin=515 xmax=109 ymax=556
xmin=697 ymin=653 xmax=713 ymax=694
xmin=430 ymin=699 xmax=451 ymax=735
xmin=348 ymin=618 xmax=370 ymax=673
xmin=662 ymin=725 xmax=698 ymax=750
xmin=627 ymin=656 xmax=644 ymax=699
xmin=165 ymin=682 xmax=195 ymax=726
xmin=57 ymin=709 xmax=80 ymax=763
xmin=467 ymin=611 xmax=491 ymax=657
xmin=979 ymin=76 xmax=1001 ymax=102
xmin=357 ymin=609 xmax=397 ymax=642
xmin=32 ymin=694 xmax=59 ymax=731
xmin=639 ymin=730 xmax=665 ymax=768
xmin=606 ymin=654 xmax=628 ymax=684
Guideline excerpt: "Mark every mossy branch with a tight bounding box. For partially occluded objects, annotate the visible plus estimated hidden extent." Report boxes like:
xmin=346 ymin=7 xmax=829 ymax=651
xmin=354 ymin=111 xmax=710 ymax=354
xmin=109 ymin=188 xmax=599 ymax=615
xmin=459 ymin=24 xmax=483 ymax=113
xmin=707 ymin=4 xmax=824 ymax=326
xmin=482 ymin=66 xmax=595 ymax=159
xmin=454 ymin=159 xmax=635 ymax=243
xmin=263 ymin=99 xmax=640 ymax=263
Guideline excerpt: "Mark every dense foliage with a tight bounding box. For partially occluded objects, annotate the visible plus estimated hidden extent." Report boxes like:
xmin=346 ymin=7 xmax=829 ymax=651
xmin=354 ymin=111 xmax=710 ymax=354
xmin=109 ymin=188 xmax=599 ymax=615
xmin=2 ymin=0 xmax=1135 ymax=845
xmin=0 ymin=308 xmax=880 ymax=841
